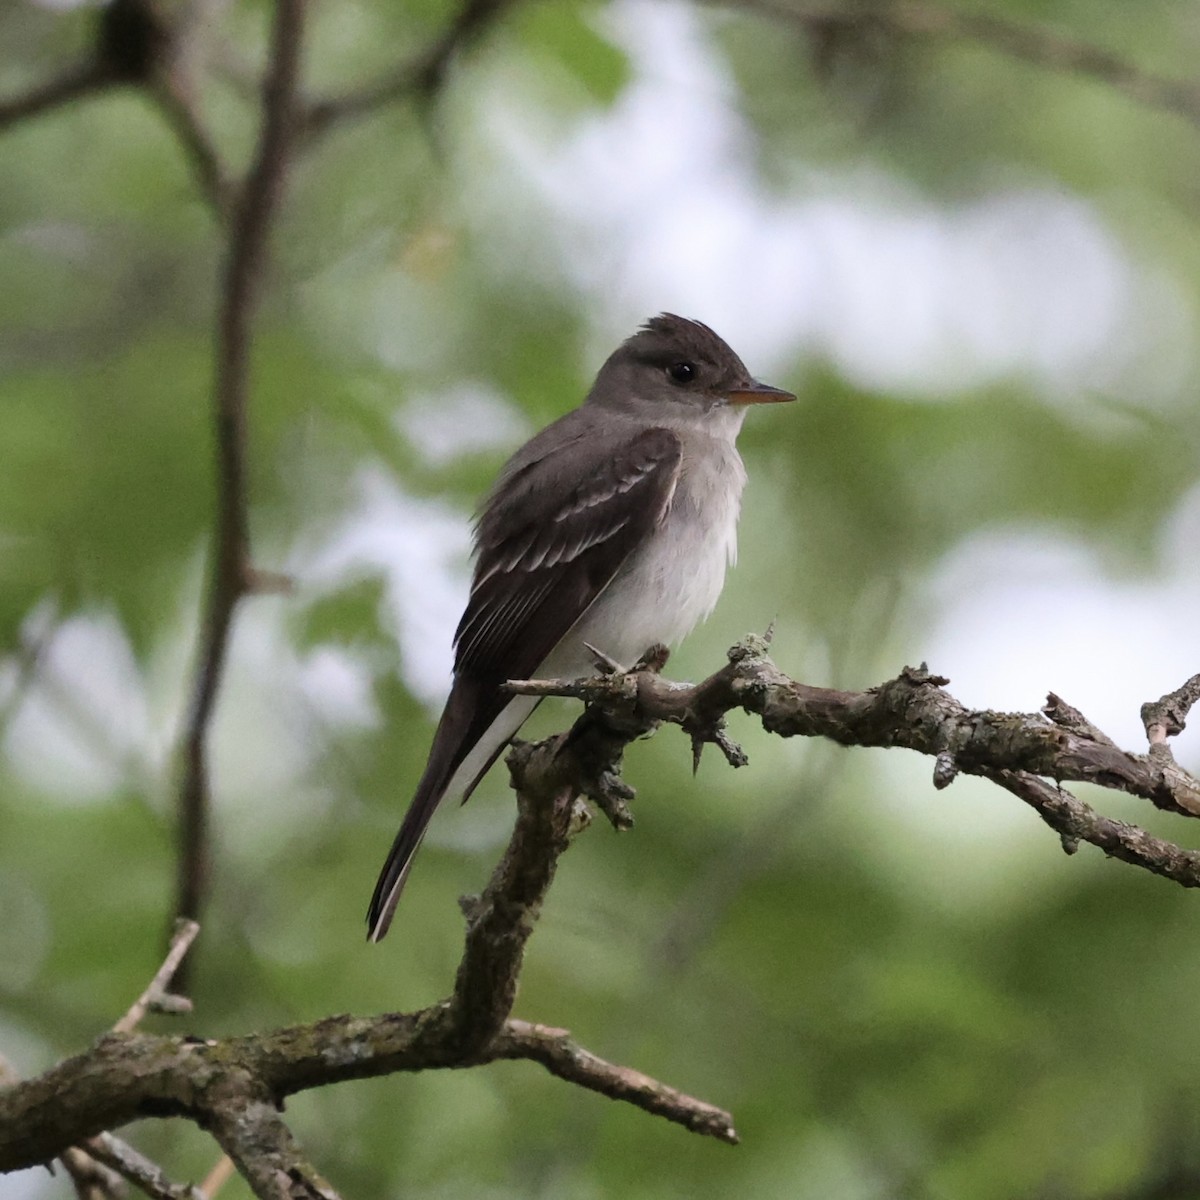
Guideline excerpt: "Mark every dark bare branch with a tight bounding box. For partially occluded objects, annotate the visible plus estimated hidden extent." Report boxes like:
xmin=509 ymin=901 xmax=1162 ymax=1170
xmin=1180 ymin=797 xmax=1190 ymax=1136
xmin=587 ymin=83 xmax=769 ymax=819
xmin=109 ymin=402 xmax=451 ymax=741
xmin=984 ymin=769 xmax=1200 ymax=889
xmin=493 ymin=1019 xmax=739 ymax=1144
xmin=150 ymin=70 xmax=233 ymax=220
xmin=302 ymin=0 xmax=515 ymax=137
xmin=84 ymin=1134 xmax=202 ymax=1200
xmin=0 ymin=695 xmax=718 ymax=1174
xmin=727 ymin=0 xmax=1200 ymax=129
xmin=174 ymin=0 xmax=306 ymax=942
xmin=0 ymin=62 xmax=115 ymax=132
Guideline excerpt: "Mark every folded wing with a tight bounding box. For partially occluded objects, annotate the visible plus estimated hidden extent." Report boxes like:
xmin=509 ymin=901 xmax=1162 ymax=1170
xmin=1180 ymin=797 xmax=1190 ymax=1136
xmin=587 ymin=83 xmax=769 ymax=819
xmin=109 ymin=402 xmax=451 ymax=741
xmin=366 ymin=418 xmax=683 ymax=940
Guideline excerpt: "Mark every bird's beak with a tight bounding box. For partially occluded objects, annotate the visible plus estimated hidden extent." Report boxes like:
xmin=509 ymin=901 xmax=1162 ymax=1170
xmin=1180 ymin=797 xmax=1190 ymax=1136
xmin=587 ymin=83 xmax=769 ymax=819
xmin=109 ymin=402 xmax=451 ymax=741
xmin=727 ymin=380 xmax=796 ymax=405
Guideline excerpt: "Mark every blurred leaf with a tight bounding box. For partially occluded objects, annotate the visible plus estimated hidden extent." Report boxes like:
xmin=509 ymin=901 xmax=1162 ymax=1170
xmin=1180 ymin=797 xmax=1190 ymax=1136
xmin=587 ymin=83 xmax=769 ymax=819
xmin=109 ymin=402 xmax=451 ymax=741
xmin=510 ymin=2 xmax=630 ymax=107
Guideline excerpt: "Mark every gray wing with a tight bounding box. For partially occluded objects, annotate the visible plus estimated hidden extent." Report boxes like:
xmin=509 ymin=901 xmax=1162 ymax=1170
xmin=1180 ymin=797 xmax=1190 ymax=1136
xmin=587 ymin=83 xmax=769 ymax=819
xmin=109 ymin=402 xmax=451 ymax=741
xmin=365 ymin=419 xmax=682 ymax=941
xmin=454 ymin=420 xmax=683 ymax=681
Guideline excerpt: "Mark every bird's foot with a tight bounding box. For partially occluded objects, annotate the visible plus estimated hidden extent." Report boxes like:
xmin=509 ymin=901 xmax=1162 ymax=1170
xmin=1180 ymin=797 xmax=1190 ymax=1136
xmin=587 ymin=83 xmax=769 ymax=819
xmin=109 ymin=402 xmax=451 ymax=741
xmin=583 ymin=642 xmax=671 ymax=677
xmin=583 ymin=642 xmax=626 ymax=675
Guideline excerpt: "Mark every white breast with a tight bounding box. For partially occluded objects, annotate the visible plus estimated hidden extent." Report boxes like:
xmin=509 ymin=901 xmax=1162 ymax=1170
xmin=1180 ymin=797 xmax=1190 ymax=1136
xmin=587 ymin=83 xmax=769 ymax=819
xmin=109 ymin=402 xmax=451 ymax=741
xmin=547 ymin=429 xmax=747 ymax=675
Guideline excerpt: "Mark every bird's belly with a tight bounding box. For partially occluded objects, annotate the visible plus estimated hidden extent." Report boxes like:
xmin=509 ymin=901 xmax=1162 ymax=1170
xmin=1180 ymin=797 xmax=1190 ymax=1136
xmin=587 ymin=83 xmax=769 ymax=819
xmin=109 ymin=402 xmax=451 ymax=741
xmin=547 ymin=477 xmax=741 ymax=676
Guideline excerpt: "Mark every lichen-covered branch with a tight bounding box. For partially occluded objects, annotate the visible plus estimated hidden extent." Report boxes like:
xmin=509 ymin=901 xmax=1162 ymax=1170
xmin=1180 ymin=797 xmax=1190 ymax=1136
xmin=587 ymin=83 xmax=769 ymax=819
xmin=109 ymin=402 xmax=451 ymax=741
xmin=4 ymin=637 xmax=1198 ymax=1185
xmin=207 ymin=1098 xmax=339 ymax=1200
xmin=492 ymin=1020 xmax=739 ymax=1144
xmin=506 ymin=635 xmax=1200 ymax=850
xmin=83 ymin=1133 xmax=203 ymax=1200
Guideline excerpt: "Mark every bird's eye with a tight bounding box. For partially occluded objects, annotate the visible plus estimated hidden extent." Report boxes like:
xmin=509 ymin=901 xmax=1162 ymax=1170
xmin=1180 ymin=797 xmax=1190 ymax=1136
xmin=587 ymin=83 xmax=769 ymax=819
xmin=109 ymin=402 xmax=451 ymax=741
xmin=667 ymin=362 xmax=696 ymax=384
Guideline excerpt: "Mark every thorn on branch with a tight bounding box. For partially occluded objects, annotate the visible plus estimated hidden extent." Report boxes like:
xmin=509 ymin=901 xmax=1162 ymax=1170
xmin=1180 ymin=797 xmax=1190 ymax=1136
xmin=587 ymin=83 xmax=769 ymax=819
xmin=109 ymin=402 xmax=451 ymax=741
xmin=688 ymin=716 xmax=747 ymax=773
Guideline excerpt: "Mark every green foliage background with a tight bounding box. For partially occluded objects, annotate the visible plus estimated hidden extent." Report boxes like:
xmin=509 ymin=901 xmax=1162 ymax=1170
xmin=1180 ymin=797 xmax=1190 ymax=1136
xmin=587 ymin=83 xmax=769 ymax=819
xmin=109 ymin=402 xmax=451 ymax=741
xmin=2 ymin=1 xmax=1200 ymax=1197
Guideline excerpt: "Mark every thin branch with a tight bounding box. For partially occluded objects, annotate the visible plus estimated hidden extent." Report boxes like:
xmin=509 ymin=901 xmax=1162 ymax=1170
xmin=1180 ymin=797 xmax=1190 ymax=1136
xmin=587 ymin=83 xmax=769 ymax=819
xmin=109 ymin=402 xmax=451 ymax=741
xmin=302 ymin=0 xmax=515 ymax=137
xmin=174 ymin=0 xmax=305 ymax=943
xmin=1 ymin=924 xmax=202 ymax=1200
xmin=0 ymin=61 xmax=115 ymax=133
xmin=84 ymin=1134 xmax=202 ymax=1200
xmin=113 ymin=919 xmax=199 ymax=1034
xmin=60 ymin=1145 xmax=127 ymax=1200
xmin=985 ymin=769 xmax=1200 ymax=884
xmin=197 ymin=1154 xmax=235 ymax=1199
xmin=729 ymin=0 xmax=1200 ymax=129
xmin=67 ymin=922 xmax=202 ymax=1197
xmin=150 ymin=70 xmax=233 ymax=220
xmin=494 ymin=1019 xmax=739 ymax=1144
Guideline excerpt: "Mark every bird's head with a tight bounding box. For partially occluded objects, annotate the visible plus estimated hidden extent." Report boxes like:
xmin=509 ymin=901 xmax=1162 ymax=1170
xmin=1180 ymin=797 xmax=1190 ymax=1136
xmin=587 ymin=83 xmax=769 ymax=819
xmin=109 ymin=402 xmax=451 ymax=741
xmin=587 ymin=313 xmax=795 ymax=422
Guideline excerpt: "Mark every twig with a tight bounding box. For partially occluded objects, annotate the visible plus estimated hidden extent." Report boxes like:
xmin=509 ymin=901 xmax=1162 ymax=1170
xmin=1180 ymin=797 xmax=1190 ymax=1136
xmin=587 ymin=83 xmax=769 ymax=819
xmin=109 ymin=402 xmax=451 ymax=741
xmin=727 ymin=0 xmax=1200 ymax=129
xmin=84 ymin=1134 xmax=201 ymax=1200
xmin=114 ymin=919 xmax=200 ymax=1034
xmin=174 ymin=0 xmax=305 ymax=946
xmin=302 ymin=0 xmax=514 ymax=137
xmin=986 ymin=769 xmax=1200 ymax=888
xmin=494 ymin=1019 xmax=739 ymax=1144
xmin=0 ymin=61 xmax=115 ymax=132
xmin=150 ymin=71 xmax=232 ymax=219
xmin=197 ymin=1154 xmax=235 ymax=1199
xmin=60 ymin=922 xmax=203 ymax=1197
xmin=60 ymin=1145 xmax=127 ymax=1199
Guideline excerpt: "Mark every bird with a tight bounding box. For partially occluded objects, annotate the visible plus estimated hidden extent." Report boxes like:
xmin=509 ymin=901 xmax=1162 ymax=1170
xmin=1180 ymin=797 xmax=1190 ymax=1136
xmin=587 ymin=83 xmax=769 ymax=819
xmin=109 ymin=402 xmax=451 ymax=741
xmin=367 ymin=314 xmax=794 ymax=941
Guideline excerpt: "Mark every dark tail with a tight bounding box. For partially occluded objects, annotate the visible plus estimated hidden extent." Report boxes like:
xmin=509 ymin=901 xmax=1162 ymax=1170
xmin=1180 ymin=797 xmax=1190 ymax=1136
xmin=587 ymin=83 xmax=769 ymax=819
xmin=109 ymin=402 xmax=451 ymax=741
xmin=366 ymin=677 xmax=503 ymax=942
